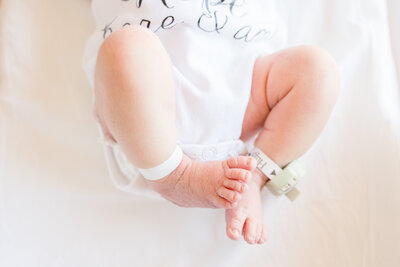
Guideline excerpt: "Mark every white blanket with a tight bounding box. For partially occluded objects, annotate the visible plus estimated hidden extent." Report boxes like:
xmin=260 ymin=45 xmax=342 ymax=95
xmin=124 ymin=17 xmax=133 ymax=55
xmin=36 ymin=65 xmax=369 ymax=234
xmin=1 ymin=0 xmax=399 ymax=266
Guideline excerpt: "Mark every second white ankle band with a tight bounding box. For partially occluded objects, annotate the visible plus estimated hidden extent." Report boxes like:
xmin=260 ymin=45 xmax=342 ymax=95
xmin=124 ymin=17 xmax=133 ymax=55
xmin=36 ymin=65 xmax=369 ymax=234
xmin=249 ymin=147 xmax=306 ymax=201
xmin=138 ymin=146 xmax=183 ymax=181
xmin=250 ymin=147 xmax=283 ymax=179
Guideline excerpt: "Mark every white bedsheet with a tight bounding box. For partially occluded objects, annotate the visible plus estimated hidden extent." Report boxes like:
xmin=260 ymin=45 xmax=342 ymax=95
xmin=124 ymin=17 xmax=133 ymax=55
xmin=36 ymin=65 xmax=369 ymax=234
xmin=1 ymin=0 xmax=399 ymax=266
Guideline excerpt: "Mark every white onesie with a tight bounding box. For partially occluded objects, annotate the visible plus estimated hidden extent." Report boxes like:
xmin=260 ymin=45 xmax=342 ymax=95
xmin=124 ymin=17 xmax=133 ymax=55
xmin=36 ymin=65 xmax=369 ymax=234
xmin=82 ymin=0 xmax=286 ymax=197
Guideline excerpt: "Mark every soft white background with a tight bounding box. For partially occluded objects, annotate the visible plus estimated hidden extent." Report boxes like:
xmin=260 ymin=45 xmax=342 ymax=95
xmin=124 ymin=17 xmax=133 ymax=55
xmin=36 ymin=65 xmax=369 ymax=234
xmin=1 ymin=0 xmax=399 ymax=266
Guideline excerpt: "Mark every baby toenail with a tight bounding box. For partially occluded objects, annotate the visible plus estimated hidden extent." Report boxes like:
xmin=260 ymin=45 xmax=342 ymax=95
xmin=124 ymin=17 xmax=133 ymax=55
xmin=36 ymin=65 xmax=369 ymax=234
xmin=232 ymin=229 xmax=240 ymax=236
xmin=242 ymin=184 xmax=248 ymax=191
xmin=234 ymin=193 xmax=241 ymax=201
xmin=248 ymin=235 xmax=255 ymax=243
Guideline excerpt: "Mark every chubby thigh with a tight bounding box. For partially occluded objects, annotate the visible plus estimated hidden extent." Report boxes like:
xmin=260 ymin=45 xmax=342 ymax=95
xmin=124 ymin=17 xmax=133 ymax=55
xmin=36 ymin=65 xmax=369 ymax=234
xmin=241 ymin=45 xmax=340 ymax=166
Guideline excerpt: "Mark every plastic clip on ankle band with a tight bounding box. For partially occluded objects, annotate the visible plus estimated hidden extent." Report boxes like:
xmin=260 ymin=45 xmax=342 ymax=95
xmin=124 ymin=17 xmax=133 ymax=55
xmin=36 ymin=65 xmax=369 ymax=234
xmin=138 ymin=146 xmax=183 ymax=181
xmin=249 ymin=147 xmax=306 ymax=201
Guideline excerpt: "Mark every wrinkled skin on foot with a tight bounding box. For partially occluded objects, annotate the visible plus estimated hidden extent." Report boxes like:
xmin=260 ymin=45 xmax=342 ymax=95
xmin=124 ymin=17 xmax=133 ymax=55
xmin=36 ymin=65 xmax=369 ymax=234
xmin=147 ymin=154 xmax=257 ymax=209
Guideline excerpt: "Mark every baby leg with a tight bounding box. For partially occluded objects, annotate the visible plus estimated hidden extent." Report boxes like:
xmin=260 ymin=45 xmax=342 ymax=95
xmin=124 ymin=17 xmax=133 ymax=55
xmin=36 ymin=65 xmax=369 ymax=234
xmin=226 ymin=46 xmax=340 ymax=244
xmin=94 ymin=26 xmax=256 ymax=208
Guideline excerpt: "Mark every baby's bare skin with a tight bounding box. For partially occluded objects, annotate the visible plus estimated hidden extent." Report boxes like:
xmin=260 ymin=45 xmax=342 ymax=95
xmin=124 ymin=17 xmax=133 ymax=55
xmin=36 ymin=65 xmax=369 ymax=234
xmin=94 ymin=26 xmax=340 ymax=245
xmin=225 ymin=168 xmax=268 ymax=244
xmin=147 ymin=154 xmax=257 ymax=209
xmin=146 ymin=153 xmax=268 ymax=244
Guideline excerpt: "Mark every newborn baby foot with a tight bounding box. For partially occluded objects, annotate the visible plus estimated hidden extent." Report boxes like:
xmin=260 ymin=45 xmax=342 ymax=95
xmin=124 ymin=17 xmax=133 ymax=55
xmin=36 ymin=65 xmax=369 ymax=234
xmin=225 ymin=168 xmax=269 ymax=244
xmin=147 ymin=154 xmax=257 ymax=209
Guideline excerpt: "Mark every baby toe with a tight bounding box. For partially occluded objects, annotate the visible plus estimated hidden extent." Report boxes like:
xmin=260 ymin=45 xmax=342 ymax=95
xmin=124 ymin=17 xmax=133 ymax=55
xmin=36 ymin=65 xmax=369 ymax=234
xmin=226 ymin=156 xmax=256 ymax=171
xmin=243 ymin=218 xmax=258 ymax=244
xmin=226 ymin=208 xmax=247 ymax=240
xmin=215 ymin=197 xmax=238 ymax=209
xmin=217 ymin=187 xmax=241 ymax=203
xmin=223 ymin=179 xmax=248 ymax=193
xmin=255 ymin=223 xmax=263 ymax=244
xmin=258 ymin=225 xmax=268 ymax=244
xmin=224 ymin=168 xmax=252 ymax=183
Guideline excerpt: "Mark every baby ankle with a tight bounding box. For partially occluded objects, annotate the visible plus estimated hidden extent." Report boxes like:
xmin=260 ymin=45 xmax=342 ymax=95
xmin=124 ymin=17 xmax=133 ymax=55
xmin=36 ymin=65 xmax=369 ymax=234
xmin=138 ymin=145 xmax=184 ymax=181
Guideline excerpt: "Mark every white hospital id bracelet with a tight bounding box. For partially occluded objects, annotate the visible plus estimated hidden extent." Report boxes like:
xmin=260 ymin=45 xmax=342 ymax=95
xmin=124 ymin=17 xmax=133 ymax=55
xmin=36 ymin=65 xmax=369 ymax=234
xmin=249 ymin=147 xmax=306 ymax=201
xmin=138 ymin=146 xmax=183 ymax=181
